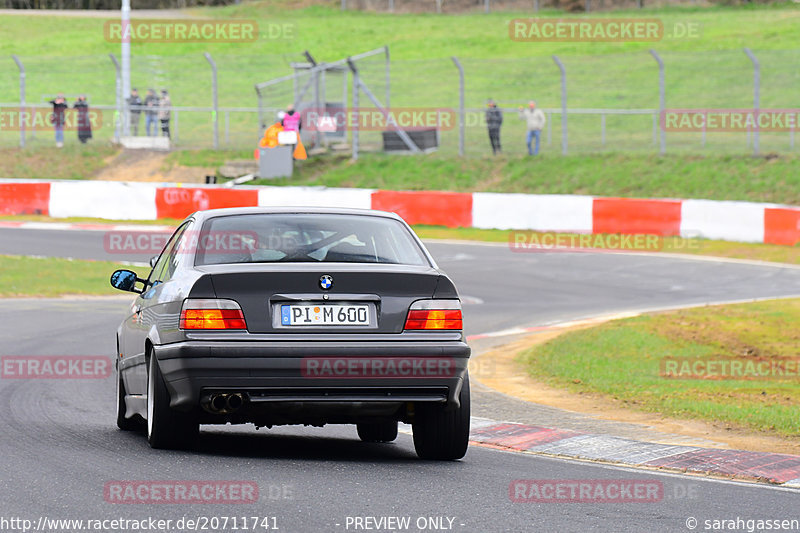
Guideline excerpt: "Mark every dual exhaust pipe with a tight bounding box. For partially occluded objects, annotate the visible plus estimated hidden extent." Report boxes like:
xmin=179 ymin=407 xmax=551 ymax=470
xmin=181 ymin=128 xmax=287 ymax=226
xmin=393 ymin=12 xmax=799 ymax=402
xmin=205 ymin=392 xmax=245 ymax=414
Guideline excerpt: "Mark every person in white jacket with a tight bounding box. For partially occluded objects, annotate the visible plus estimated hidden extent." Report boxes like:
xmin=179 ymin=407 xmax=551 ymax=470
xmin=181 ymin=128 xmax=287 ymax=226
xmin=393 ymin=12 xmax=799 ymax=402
xmin=518 ymin=101 xmax=546 ymax=156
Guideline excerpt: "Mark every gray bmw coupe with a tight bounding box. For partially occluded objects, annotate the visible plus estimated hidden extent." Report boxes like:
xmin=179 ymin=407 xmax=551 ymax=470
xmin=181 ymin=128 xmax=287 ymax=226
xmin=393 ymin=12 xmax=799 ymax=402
xmin=111 ymin=207 xmax=471 ymax=459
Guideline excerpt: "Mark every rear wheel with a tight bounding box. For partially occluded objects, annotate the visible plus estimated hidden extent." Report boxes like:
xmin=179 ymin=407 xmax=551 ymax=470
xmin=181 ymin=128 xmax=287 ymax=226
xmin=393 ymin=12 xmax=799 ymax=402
xmin=115 ymin=367 xmax=141 ymax=431
xmin=146 ymin=351 xmax=198 ymax=449
xmin=412 ymin=373 xmax=470 ymax=460
xmin=357 ymin=421 xmax=398 ymax=443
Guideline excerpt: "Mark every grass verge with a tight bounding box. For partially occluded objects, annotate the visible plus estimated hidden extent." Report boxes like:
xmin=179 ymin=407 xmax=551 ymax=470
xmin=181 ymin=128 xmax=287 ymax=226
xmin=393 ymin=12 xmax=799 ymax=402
xmin=0 ymin=145 xmax=119 ymax=180
xmin=245 ymin=153 xmax=800 ymax=205
xmin=518 ymin=299 xmax=800 ymax=437
xmin=0 ymin=255 xmax=139 ymax=297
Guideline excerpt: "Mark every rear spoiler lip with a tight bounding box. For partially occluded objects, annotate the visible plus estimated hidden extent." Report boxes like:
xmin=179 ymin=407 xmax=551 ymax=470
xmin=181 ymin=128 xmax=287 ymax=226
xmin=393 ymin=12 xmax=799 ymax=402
xmin=192 ymin=263 xmax=440 ymax=274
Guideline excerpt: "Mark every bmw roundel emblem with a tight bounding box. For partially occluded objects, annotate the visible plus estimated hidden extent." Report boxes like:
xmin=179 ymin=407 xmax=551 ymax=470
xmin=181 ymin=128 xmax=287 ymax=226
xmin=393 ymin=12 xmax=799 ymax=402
xmin=319 ymin=275 xmax=333 ymax=290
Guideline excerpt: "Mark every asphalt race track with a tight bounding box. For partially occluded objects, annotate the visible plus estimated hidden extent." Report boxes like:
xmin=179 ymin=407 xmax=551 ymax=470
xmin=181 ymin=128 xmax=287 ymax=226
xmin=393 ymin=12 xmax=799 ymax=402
xmin=2 ymin=227 xmax=800 ymax=532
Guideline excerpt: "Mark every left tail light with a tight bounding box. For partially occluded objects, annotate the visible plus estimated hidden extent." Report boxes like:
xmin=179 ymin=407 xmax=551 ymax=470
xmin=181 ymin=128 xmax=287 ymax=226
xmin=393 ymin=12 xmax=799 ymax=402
xmin=180 ymin=299 xmax=247 ymax=330
xmin=404 ymin=299 xmax=463 ymax=330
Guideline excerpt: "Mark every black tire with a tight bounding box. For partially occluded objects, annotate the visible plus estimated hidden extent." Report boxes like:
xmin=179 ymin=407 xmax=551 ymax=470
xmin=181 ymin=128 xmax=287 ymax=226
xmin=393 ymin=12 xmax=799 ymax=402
xmin=146 ymin=351 xmax=198 ymax=449
xmin=115 ymin=367 xmax=142 ymax=431
xmin=357 ymin=421 xmax=398 ymax=443
xmin=412 ymin=373 xmax=470 ymax=460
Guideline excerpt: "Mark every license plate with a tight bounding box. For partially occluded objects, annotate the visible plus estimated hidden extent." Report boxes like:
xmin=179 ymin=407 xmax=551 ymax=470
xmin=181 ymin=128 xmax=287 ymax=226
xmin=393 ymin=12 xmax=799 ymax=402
xmin=280 ymin=304 xmax=370 ymax=326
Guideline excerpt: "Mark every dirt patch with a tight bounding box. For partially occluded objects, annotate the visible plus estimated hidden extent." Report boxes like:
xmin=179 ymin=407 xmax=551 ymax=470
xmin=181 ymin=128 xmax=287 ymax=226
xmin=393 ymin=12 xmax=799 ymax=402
xmin=473 ymin=327 xmax=800 ymax=455
xmin=92 ymin=150 xmax=214 ymax=183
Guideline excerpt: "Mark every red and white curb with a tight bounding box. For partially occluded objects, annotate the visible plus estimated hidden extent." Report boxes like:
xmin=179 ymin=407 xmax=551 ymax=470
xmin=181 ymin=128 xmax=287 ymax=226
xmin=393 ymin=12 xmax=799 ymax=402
xmin=1 ymin=179 xmax=799 ymax=245
xmin=465 ymin=417 xmax=800 ymax=487
xmin=399 ymin=416 xmax=800 ymax=486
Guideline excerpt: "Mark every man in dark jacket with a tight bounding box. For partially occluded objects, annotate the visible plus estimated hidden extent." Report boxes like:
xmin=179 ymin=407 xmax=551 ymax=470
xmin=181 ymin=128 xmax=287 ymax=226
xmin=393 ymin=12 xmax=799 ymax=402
xmin=73 ymin=95 xmax=92 ymax=144
xmin=127 ymin=88 xmax=142 ymax=136
xmin=49 ymin=93 xmax=67 ymax=148
xmin=486 ymin=99 xmax=503 ymax=155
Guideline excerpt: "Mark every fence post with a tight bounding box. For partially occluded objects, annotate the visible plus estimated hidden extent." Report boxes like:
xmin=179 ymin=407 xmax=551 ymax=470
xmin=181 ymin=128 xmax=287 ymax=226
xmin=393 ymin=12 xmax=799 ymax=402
xmin=225 ymin=111 xmax=230 ymax=145
xmin=601 ymin=113 xmax=605 ymax=146
xmin=341 ymin=0 xmax=346 ymax=10
xmin=744 ymin=47 xmax=760 ymax=156
xmin=552 ymin=55 xmax=567 ymax=155
xmin=11 ymin=55 xmax=25 ymax=148
xmin=586 ymin=0 xmax=590 ymax=12
xmin=109 ymin=53 xmax=122 ymax=144
xmin=534 ymin=0 xmax=539 ymax=12
xmin=485 ymin=0 xmax=490 ymax=13
xmin=121 ymin=0 xmax=131 ymax=136
xmin=652 ymin=113 xmax=657 ymax=146
xmin=389 ymin=0 xmax=394 ymax=12
xmin=649 ymin=49 xmax=665 ymax=155
xmin=351 ymin=59 xmax=359 ymax=161
xmin=436 ymin=0 xmax=441 ymax=13
xmin=702 ymin=111 xmax=706 ymax=148
xmin=204 ymin=52 xmax=219 ymax=149
xmin=384 ymin=45 xmax=390 ymax=110
xmin=451 ymin=56 xmax=465 ymax=157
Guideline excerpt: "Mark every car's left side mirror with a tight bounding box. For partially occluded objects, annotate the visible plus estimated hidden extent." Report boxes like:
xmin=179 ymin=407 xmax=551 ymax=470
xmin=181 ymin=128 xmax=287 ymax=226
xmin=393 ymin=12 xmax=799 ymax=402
xmin=110 ymin=269 xmax=145 ymax=294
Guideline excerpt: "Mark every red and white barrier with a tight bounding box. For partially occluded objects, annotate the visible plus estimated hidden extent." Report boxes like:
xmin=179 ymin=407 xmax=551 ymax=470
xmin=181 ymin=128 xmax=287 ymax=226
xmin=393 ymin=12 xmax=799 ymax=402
xmin=0 ymin=179 xmax=798 ymax=246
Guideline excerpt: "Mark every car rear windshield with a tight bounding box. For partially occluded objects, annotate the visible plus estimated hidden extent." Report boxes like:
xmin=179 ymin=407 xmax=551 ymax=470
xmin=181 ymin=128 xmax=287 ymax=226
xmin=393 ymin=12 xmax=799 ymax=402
xmin=194 ymin=213 xmax=430 ymax=266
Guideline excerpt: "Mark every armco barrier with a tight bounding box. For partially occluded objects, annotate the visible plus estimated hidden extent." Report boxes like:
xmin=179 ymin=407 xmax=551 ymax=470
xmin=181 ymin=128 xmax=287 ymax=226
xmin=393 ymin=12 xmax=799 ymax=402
xmin=0 ymin=182 xmax=50 ymax=216
xmin=0 ymin=180 xmax=798 ymax=246
xmin=155 ymin=187 xmax=259 ymax=220
xmin=592 ymin=198 xmax=682 ymax=236
xmin=371 ymin=190 xmax=472 ymax=228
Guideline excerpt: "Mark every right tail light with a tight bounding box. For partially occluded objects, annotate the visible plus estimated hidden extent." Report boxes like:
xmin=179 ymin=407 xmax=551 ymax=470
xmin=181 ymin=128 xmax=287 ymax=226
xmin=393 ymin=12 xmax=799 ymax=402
xmin=404 ymin=300 xmax=462 ymax=330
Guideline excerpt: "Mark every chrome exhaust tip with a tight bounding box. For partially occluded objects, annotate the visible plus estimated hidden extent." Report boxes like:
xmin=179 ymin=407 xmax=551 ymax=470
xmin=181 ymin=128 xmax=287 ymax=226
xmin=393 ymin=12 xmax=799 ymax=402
xmin=226 ymin=393 xmax=244 ymax=411
xmin=210 ymin=393 xmax=228 ymax=413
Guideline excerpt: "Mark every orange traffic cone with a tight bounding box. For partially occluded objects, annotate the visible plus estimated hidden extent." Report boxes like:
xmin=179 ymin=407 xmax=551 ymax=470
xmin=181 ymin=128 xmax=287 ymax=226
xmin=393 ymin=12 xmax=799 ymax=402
xmin=293 ymin=137 xmax=307 ymax=160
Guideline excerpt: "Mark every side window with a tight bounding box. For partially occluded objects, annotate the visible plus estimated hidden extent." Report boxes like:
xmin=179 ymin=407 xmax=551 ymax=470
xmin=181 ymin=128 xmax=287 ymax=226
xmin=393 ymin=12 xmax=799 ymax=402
xmin=163 ymin=223 xmax=192 ymax=282
xmin=148 ymin=222 xmax=191 ymax=285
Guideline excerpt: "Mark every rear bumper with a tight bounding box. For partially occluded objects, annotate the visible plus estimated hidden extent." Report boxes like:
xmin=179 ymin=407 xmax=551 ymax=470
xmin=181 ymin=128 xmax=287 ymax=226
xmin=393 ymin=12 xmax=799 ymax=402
xmin=153 ymin=340 xmax=471 ymax=417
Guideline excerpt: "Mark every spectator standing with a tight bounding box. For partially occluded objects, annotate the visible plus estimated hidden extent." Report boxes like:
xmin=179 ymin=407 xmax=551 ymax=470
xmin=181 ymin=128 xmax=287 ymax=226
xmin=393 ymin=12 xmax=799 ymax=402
xmin=281 ymin=103 xmax=302 ymax=132
xmin=127 ymin=88 xmax=142 ymax=136
xmin=49 ymin=93 xmax=68 ymax=148
xmin=158 ymin=89 xmax=171 ymax=139
xmin=144 ymin=89 xmax=159 ymax=136
xmin=73 ymin=95 xmax=92 ymax=144
xmin=485 ymin=99 xmax=503 ymax=155
xmin=518 ymin=100 xmax=546 ymax=156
